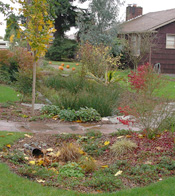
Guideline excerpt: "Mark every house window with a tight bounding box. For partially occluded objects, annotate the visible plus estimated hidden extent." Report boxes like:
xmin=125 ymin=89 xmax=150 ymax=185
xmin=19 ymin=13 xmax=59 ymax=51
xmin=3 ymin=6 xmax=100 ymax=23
xmin=166 ymin=34 xmax=175 ymax=49
xmin=131 ymin=34 xmax=141 ymax=56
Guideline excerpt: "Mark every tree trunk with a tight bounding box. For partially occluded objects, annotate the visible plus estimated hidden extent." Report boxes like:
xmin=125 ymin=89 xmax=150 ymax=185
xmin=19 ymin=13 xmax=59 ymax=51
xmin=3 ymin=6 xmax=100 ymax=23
xmin=32 ymin=52 xmax=37 ymax=116
xmin=54 ymin=15 xmax=64 ymax=38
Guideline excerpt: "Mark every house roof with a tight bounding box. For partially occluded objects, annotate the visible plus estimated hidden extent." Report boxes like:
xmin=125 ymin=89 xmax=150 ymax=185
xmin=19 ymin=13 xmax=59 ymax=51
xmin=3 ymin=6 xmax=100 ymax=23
xmin=120 ymin=8 xmax=175 ymax=33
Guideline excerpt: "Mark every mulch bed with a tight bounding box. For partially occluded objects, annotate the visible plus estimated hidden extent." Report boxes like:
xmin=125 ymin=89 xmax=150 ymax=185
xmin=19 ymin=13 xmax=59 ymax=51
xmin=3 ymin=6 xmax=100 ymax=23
xmin=0 ymin=102 xmax=60 ymax=123
xmin=1 ymin=130 xmax=175 ymax=193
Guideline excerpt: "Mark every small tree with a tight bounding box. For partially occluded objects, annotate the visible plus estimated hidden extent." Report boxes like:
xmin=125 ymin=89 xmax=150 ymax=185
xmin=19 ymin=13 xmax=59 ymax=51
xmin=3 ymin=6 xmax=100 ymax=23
xmin=11 ymin=0 xmax=55 ymax=116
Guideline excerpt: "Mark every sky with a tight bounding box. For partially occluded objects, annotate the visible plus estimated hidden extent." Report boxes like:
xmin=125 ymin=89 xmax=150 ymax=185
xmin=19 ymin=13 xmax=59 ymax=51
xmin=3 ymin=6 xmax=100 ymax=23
xmin=0 ymin=0 xmax=175 ymax=38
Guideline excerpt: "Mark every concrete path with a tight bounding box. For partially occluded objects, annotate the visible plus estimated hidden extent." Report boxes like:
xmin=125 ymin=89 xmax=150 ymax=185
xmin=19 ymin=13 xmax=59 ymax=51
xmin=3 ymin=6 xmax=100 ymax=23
xmin=0 ymin=120 xmax=141 ymax=135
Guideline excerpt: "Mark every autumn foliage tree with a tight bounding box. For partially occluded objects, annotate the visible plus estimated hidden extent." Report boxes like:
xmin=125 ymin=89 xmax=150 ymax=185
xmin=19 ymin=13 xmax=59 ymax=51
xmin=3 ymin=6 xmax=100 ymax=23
xmin=11 ymin=0 xmax=55 ymax=116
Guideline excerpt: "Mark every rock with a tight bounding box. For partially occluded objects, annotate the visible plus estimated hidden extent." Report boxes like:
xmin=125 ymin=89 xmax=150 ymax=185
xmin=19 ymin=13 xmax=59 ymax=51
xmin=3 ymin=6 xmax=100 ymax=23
xmin=21 ymin=103 xmax=46 ymax=110
xmin=101 ymin=117 xmax=110 ymax=123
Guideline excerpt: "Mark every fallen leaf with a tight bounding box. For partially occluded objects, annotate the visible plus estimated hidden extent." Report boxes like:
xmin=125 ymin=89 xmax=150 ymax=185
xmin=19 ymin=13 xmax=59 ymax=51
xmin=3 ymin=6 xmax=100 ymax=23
xmin=144 ymin=161 xmax=152 ymax=165
xmin=155 ymin=147 xmax=163 ymax=151
xmin=29 ymin=161 xmax=35 ymax=165
xmin=126 ymin=135 xmax=132 ymax=138
xmin=24 ymin=134 xmax=32 ymax=138
xmin=96 ymin=190 xmax=103 ymax=193
xmin=101 ymin=165 xmax=108 ymax=168
xmin=6 ymin=144 xmax=11 ymax=148
xmin=46 ymin=148 xmax=53 ymax=152
xmin=117 ymin=136 xmax=124 ymax=139
xmin=104 ymin=141 xmax=110 ymax=146
xmin=79 ymin=149 xmax=85 ymax=155
xmin=56 ymin=151 xmax=61 ymax=157
xmin=76 ymin=120 xmax=82 ymax=123
xmin=114 ymin=170 xmax=123 ymax=176
xmin=52 ymin=115 xmax=58 ymax=120
xmin=7 ymin=133 xmax=14 ymax=136
xmin=24 ymin=156 xmax=29 ymax=161
xmin=36 ymin=179 xmax=45 ymax=183
xmin=47 ymin=152 xmax=55 ymax=157
xmin=0 ymin=135 xmax=5 ymax=137
xmin=37 ymin=159 xmax=44 ymax=166
xmin=138 ymin=134 xmax=144 ymax=138
xmin=48 ymin=167 xmax=59 ymax=174
xmin=43 ymin=157 xmax=50 ymax=166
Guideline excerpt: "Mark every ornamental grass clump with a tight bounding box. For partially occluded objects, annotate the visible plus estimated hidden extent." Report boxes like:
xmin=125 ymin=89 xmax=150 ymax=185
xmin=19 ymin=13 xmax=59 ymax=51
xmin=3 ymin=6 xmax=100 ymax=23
xmin=110 ymin=138 xmax=137 ymax=157
xmin=59 ymin=143 xmax=82 ymax=162
xmin=78 ymin=155 xmax=97 ymax=173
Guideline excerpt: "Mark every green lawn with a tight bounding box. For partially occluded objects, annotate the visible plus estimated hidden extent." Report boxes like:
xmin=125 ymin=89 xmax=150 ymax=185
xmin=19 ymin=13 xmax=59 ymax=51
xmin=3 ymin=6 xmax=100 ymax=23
xmin=0 ymin=85 xmax=20 ymax=103
xmin=154 ymin=79 xmax=175 ymax=100
xmin=0 ymin=131 xmax=175 ymax=196
xmin=117 ymin=69 xmax=175 ymax=100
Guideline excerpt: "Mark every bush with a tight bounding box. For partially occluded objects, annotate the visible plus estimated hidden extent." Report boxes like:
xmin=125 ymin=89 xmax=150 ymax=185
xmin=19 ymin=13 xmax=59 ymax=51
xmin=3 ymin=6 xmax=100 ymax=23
xmin=76 ymin=107 xmax=101 ymax=122
xmin=46 ymin=37 xmax=78 ymax=61
xmin=0 ymin=48 xmax=34 ymax=85
xmin=128 ymin=63 xmax=162 ymax=96
xmin=15 ymin=71 xmax=33 ymax=95
xmin=119 ymin=63 xmax=175 ymax=136
xmin=59 ymin=109 xmax=77 ymax=121
xmin=77 ymin=42 xmax=121 ymax=79
xmin=41 ymin=105 xmax=60 ymax=116
xmin=59 ymin=162 xmax=84 ymax=177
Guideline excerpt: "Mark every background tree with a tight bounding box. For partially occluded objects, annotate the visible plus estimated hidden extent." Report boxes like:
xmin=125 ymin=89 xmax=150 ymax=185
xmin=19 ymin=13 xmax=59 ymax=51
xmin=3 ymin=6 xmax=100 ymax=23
xmin=46 ymin=0 xmax=88 ymax=61
xmin=48 ymin=0 xmax=87 ymax=38
xmin=0 ymin=1 xmax=10 ymax=15
xmin=122 ymin=32 xmax=158 ymax=70
xmin=4 ymin=14 xmax=20 ymax=45
xmin=77 ymin=0 xmax=123 ymax=54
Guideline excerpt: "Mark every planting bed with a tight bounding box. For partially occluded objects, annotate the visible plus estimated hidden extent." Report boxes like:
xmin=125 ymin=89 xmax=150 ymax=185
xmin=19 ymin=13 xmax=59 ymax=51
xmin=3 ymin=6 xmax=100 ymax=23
xmin=1 ymin=130 xmax=175 ymax=193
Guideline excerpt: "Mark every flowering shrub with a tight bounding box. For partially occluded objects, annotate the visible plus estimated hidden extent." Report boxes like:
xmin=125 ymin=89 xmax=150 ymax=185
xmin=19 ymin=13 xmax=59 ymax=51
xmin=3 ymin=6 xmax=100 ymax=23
xmin=118 ymin=63 xmax=174 ymax=137
xmin=128 ymin=63 xmax=162 ymax=96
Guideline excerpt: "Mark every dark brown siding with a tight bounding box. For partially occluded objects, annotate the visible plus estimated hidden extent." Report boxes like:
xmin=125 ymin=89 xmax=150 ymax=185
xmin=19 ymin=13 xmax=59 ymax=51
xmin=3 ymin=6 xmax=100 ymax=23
xmin=151 ymin=21 xmax=175 ymax=73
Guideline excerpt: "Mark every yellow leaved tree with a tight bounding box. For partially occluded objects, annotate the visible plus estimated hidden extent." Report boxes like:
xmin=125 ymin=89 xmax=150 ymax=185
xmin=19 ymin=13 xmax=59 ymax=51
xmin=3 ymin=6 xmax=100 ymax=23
xmin=11 ymin=0 xmax=56 ymax=116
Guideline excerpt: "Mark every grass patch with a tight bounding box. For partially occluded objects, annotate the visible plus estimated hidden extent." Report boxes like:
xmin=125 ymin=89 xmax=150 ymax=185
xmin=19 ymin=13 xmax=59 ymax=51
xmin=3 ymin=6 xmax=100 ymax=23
xmin=117 ymin=70 xmax=175 ymax=100
xmin=0 ymin=85 xmax=20 ymax=103
xmin=0 ymin=131 xmax=25 ymax=150
xmin=154 ymin=79 xmax=175 ymax=100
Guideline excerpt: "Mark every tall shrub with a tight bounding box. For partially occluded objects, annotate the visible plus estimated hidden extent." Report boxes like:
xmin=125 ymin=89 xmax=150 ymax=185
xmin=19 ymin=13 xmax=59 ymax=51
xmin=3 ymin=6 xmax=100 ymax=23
xmin=119 ymin=63 xmax=174 ymax=137
xmin=77 ymin=41 xmax=121 ymax=80
xmin=0 ymin=48 xmax=34 ymax=84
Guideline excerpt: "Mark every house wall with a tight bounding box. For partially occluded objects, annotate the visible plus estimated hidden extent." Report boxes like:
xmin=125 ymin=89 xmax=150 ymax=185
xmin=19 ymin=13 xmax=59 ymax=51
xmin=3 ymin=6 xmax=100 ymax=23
xmin=151 ymin=22 xmax=175 ymax=73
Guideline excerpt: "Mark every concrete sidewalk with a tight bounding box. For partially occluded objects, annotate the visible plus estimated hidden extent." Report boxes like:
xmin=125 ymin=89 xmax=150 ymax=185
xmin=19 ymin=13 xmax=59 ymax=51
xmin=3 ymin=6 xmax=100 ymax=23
xmin=0 ymin=120 xmax=141 ymax=135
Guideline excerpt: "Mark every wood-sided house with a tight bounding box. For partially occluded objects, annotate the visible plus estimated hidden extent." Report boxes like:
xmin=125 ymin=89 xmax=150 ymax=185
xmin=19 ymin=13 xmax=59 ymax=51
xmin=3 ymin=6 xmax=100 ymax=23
xmin=120 ymin=5 xmax=175 ymax=73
